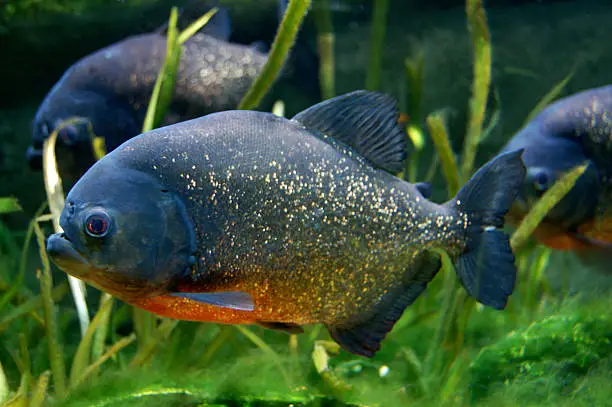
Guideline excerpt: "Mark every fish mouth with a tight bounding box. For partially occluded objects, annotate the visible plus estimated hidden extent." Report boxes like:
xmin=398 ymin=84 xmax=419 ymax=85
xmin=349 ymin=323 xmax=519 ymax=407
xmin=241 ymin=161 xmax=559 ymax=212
xmin=46 ymin=233 xmax=92 ymax=277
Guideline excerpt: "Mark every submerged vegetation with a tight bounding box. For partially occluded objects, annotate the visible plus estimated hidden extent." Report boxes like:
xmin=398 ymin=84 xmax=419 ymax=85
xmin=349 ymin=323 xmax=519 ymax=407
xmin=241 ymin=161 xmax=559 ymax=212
xmin=1 ymin=0 xmax=611 ymax=406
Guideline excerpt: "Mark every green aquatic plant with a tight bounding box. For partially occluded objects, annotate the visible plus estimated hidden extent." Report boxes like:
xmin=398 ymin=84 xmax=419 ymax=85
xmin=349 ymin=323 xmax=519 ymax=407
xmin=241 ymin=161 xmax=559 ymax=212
xmin=313 ymin=0 xmax=336 ymax=100
xmin=0 ymin=199 xmax=21 ymax=215
xmin=460 ymin=0 xmax=491 ymax=181
xmin=142 ymin=7 xmax=220 ymax=132
xmin=238 ymin=0 xmax=311 ymax=110
xmin=522 ymin=67 xmax=575 ymax=127
xmin=510 ymin=164 xmax=588 ymax=251
xmin=469 ymin=311 xmax=612 ymax=402
xmin=365 ymin=0 xmax=389 ymax=91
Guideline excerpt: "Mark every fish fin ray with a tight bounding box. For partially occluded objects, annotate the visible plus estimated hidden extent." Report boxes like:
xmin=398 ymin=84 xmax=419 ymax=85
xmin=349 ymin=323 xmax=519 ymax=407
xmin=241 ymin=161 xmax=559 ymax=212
xmin=170 ymin=291 xmax=254 ymax=311
xmin=291 ymin=90 xmax=408 ymax=173
xmin=327 ymin=252 xmax=441 ymax=358
xmin=257 ymin=321 xmax=304 ymax=334
xmin=448 ymin=149 xmax=526 ymax=310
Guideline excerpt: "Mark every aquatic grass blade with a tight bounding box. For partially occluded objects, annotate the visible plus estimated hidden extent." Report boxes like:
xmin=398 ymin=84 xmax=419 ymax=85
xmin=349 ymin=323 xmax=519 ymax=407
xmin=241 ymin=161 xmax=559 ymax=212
xmin=92 ymin=293 xmax=114 ymax=362
xmin=142 ymin=7 xmax=180 ymax=132
xmin=523 ymin=68 xmax=575 ymax=127
xmin=33 ymin=220 xmax=67 ymax=399
xmin=42 ymin=120 xmax=90 ymax=338
xmin=238 ymin=0 xmax=311 ymax=110
xmin=234 ymin=325 xmax=291 ymax=387
xmin=177 ymin=7 xmax=218 ymax=45
xmin=0 ymin=283 xmax=70 ymax=332
xmin=0 ymin=203 xmax=46 ymax=313
xmin=426 ymin=113 xmax=460 ymax=197
xmin=72 ymin=334 xmax=136 ymax=390
xmin=313 ymin=0 xmax=335 ymax=99
xmin=460 ymin=0 xmax=492 ymax=180
xmin=365 ymin=0 xmax=389 ymax=91
xmin=510 ymin=164 xmax=587 ymax=250
xmin=404 ymin=52 xmax=425 ymax=121
xmin=129 ymin=319 xmax=179 ymax=367
xmin=29 ymin=371 xmax=50 ymax=407
xmin=0 ymin=360 xmax=9 ymax=404
xmin=480 ymin=85 xmax=502 ymax=141
xmin=69 ymin=294 xmax=114 ymax=389
xmin=0 ymin=198 xmax=22 ymax=214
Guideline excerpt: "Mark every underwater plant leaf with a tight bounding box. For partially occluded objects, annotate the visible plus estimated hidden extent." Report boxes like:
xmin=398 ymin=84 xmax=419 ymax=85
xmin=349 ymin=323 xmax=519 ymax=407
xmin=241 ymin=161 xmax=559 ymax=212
xmin=313 ymin=0 xmax=335 ymax=99
xmin=461 ymin=0 xmax=492 ymax=180
xmin=523 ymin=67 xmax=575 ymax=127
xmin=34 ymin=220 xmax=67 ymax=399
xmin=0 ymin=360 xmax=9 ymax=404
xmin=480 ymin=85 xmax=502 ymax=141
xmin=73 ymin=334 xmax=136 ymax=390
xmin=129 ymin=319 xmax=179 ymax=367
xmin=510 ymin=164 xmax=587 ymax=251
xmin=404 ymin=51 xmax=425 ymax=120
xmin=29 ymin=371 xmax=50 ymax=407
xmin=0 ymin=198 xmax=21 ymax=214
xmin=0 ymin=203 xmax=45 ymax=313
xmin=142 ymin=7 xmax=180 ymax=133
xmin=92 ymin=293 xmax=114 ymax=363
xmin=42 ymin=120 xmax=90 ymax=338
xmin=70 ymin=294 xmax=114 ymax=389
xmin=365 ymin=0 xmax=389 ymax=90
xmin=272 ymin=100 xmax=286 ymax=117
xmin=92 ymin=136 xmax=107 ymax=161
xmin=426 ymin=112 xmax=460 ymax=197
xmin=234 ymin=325 xmax=291 ymax=387
xmin=0 ymin=282 xmax=70 ymax=332
xmin=177 ymin=7 xmax=218 ymax=44
xmin=238 ymin=0 xmax=311 ymax=110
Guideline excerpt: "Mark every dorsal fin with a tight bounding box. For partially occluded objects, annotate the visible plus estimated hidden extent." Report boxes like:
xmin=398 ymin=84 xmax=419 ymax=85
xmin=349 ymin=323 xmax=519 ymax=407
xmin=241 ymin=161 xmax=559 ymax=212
xmin=156 ymin=1 xmax=231 ymax=41
xmin=291 ymin=90 xmax=409 ymax=173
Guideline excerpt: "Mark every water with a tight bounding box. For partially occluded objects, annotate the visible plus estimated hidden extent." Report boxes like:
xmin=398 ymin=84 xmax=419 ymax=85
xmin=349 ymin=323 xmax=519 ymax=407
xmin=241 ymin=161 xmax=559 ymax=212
xmin=1 ymin=0 xmax=612 ymax=405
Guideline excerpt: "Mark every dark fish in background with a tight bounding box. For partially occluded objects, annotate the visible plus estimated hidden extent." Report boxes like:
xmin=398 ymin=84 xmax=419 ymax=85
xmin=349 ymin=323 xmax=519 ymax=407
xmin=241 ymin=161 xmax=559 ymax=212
xmin=501 ymin=85 xmax=612 ymax=254
xmin=26 ymin=0 xmax=316 ymax=184
xmin=46 ymin=91 xmax=525 ymax=357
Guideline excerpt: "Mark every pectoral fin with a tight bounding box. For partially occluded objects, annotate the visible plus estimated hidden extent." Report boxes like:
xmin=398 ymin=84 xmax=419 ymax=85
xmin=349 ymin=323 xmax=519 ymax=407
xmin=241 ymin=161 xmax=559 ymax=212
xmin=170 ymin=291 xmax=254 ymax=311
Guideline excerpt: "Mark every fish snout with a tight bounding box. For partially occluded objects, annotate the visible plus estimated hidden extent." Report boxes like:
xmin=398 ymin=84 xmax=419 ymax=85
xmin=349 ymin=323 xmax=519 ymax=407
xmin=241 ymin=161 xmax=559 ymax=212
xmin=46 ymin=233 xmax=91 ymax=277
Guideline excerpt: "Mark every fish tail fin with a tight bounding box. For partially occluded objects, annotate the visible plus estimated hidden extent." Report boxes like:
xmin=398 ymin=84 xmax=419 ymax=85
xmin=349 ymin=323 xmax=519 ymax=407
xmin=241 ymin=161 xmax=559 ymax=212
xmin=448 ymin=149 xmax=526 ymax=310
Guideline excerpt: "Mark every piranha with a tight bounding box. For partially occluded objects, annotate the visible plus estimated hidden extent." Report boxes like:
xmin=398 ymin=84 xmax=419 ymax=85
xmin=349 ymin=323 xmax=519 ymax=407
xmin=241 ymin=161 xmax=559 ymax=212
xmin=47 ymin=91 xmax=525 ymax=357
xmin=26 ymin=0 xmax=313 ymax=184
xmin=500 ymin=85 xmax=612 ymax=253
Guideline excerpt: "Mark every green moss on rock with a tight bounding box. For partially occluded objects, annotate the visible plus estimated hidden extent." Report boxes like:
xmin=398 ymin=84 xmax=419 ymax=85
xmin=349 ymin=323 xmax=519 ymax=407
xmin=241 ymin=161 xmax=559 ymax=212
xmin=469 ymin=313 xmax=612 ymax=402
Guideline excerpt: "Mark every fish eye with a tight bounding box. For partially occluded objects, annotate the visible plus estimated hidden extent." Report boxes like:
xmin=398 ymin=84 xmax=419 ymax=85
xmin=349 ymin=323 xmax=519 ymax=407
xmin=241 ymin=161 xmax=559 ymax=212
xmin=532 ymin=171 xmax=550 ymax=192
xmin=84 ymin=211 xmax=111 ymax=238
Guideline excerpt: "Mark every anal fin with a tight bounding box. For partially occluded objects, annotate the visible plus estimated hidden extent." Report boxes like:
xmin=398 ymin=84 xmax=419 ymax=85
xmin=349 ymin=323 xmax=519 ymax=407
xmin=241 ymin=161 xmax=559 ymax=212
xmin=327 ymin=252 xmax=441 ymax=357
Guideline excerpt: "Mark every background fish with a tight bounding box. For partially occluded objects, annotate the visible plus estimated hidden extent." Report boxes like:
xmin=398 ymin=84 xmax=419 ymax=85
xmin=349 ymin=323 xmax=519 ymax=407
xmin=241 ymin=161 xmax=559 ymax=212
xmin=26 ymin=0 xmax=317 ymax=185
xmin=501 ymin=85 xmax=612 ymax=253
xmin=46 ymin=91 xmax=525 ymax=357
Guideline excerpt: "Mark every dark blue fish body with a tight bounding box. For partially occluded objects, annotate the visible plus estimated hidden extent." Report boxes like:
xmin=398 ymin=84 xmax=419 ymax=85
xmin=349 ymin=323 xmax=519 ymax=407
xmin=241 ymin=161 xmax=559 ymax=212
xmin=26 ymin=5 xmax=282 ymax=183
xmin=47 ymin=91 xmax=525 ymax=357
xmin=501 ymin=85 xmax=612 ymax=250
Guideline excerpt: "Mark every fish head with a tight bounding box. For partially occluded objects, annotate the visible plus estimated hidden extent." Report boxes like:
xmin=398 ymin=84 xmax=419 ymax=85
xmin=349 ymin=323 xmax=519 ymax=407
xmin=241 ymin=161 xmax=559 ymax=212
xmin=503 ymin=124 xmax=601 ymax=230
xmin=28 ymin=89 xmax=138 ymax=178
xmin=46 ymin=159 xmax=196 ymax=301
